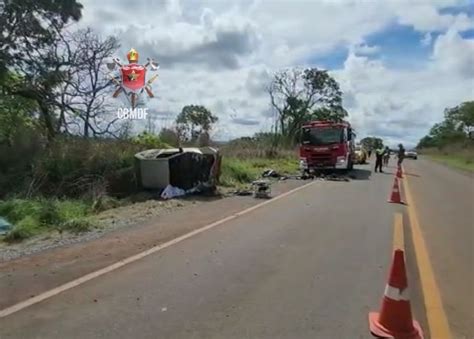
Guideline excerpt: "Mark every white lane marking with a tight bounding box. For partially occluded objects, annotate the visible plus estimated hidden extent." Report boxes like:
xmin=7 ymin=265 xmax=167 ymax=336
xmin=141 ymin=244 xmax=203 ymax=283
xmin=0 ymin=181 xmax=316 ymax=318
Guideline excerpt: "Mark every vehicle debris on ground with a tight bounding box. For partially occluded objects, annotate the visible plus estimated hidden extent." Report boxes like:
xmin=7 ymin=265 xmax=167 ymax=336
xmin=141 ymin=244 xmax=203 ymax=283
xmin=252 ymin=180 xmax=271 ymax=199
xmin=0 ymin=217 xmax=12 ymax=235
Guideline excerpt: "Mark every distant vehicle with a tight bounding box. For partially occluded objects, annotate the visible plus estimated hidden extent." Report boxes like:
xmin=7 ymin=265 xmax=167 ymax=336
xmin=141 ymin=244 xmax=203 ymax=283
xmin=299 ymin=120 xmax=355 ymax=173
xmin=354 ymin=145 xmax=368 ymax=164
xmin=406 ymin=150 xmax=418 ymax=160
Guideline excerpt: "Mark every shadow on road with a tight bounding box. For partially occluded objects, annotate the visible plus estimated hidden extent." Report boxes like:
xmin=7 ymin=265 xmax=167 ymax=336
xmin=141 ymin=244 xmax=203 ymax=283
xmin=378 ymin=171 xmax=396 ymax=176
xmin=350 ymin=168 xmax=372 ymax=180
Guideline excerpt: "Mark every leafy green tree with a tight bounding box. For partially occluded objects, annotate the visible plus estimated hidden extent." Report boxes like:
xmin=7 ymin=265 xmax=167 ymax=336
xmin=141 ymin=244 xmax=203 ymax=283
xmin=268 ymin=68 xmax=346 ymax=144
xmin=417 ymin=135 xmax=435 ymax=148
xmin=312 ymin=107 xmax=349 ymax=122
xmin=418 ymin=101 xmax=474 ymax=149
xmin=428 ymin=120 xmax=465 ymax=145
xmin=360 ymin=137 xmax=384 ymax=151
xmin=176 ymin=105 xmax=218 ymax=142
xmin=0 ymin=0 xmax=83 ymax=141
xmin=0 ymin=74 xmax=37 ymax=146
xmin=444 ymin=101 xmax=474 ymax=136
xmin=0 ymin=0 xmax=83 ymax=78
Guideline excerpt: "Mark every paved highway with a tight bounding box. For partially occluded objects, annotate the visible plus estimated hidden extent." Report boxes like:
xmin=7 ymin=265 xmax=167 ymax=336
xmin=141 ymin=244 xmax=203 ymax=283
xmin=404 ymin=158 xmax=473 ymax=339
xmin=0 ymin=159 xmax=471 ymax=338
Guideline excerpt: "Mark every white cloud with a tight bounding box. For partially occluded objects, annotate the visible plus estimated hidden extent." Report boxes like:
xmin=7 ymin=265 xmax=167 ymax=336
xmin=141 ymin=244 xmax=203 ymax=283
xmin=421 ymin=32 xmax=433 ymax=46
xmin=76 ymin=0 xmax=473 ymax=143
xmin=333 ymin=43 xmax=474 ymax=147
xmin=392 ymin=1 xmax=474 ymax=32
xmin=432 ymin=28 xmax=474 ymax=78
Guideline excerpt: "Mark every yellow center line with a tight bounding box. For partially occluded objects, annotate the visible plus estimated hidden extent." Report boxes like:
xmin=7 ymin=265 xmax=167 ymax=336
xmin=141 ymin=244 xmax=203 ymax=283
xmin=402 ymin=166 xmax=452 ymax=339
xmin=393 ymin=212 xmax=404 ymax=252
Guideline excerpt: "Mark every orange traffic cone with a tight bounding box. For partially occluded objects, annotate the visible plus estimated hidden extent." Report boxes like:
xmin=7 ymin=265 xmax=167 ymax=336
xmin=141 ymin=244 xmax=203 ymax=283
xmin=369 ymin=249 xmax=423 ymax=338
xmin=397 ymin=166 xmax=403 ymax=179
xmin=388 ymin=177 xmax=405 ymax=204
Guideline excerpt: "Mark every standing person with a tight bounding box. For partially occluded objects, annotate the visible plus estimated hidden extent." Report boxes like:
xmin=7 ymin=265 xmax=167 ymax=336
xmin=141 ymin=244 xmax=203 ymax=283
xmin=383 ymin=146 xmax=390 ymax=167
xmin=368 ymin=149 xmax=372 ymax=158
xmin=397 ymin=144 xmax=405 ymax=167
xmin=374 ymin=147 xmax=384 ymax=173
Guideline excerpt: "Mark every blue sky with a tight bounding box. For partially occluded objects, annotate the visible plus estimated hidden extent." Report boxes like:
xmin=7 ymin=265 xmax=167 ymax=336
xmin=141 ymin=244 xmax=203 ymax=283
xmin=440 ymin=3 xmax=474 ymax=16
xmin=311 ymin=23 xmax=446 ymax=71
xmin=364 ymin=24 xmax=433 ymax=69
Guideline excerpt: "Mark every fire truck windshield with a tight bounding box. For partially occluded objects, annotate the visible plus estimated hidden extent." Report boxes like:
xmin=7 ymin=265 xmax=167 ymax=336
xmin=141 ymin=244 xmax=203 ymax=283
xmin=302 ymin=127 xmax=344 ymax=145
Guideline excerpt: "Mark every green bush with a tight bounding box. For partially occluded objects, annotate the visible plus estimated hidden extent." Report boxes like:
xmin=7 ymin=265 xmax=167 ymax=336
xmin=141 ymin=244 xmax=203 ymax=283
xmin=30 ymin=138 xmax=145 ymax=197
xmin=132 ymin=132 xmax=171 ymax=149
xmin=4 ymin=216 xmax=39 ymax=242
xmin=0 ymin=198 xmax=94 ymax=241
xmin=38 ymin=199 xmax=61 ymax=225
xmin=0 ymin=199 xmax=43 ymax=224
xmin=56 ymin=200 xmax=91 ymax=220
xmin=60 ymin=218 xmax=93 ymax=233
xmin=219 ymin=156 xmax=299 ymax=187
xmin=220 ymin=158 xmax=259 ymax=186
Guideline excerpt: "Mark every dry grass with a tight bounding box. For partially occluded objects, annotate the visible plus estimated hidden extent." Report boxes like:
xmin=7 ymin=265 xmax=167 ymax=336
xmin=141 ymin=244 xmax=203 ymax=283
xmin=220 ymin=138 xmax=298 ymax=159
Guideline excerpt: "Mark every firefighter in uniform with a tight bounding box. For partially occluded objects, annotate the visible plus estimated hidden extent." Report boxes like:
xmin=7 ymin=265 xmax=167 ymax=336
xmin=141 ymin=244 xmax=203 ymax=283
xmin=383 ymin=146 xmax=390 ymax=167
xmin=397 ymin=143 xmax=405 ymax=167
xmin=374 ymin=147 xmax=385 ymax=173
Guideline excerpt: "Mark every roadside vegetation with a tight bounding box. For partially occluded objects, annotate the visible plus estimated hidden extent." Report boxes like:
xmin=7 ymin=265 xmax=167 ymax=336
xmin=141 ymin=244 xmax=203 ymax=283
xmin=219 ymin=157 xmax=298 ymax=187
xmin=0 ymin=133 xmax=167 ymax=243
xmin=219 ymin=134 xmax=299 ymax=187
xmin=417 ymin=101 xmax=474 ymax=172
xmin=0 ymin=1 xmax=345 ymax=242
xmin=420 ymin=145 xmax=474 ymax=172
xmin=0 ymin=199 xmax=92 ymax=242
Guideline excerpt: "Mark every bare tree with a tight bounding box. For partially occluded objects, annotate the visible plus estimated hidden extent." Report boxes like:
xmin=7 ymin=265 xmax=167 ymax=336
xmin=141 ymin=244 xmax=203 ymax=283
xmin=60 ymin=28 xmax=121 ymax=137
xmin=3 ymin=23 xmax=120 ymax=140
xmin=145 ymin=113 xmax=156 ymax=134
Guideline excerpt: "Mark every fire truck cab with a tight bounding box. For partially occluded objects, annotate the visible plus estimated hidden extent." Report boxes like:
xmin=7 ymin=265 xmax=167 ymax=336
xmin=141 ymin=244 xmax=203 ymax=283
xmin=299 ymin=120 xmax=356 ymax=173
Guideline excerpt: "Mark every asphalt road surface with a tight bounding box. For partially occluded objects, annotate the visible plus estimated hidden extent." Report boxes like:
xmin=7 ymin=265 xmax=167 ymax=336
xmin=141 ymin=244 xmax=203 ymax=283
xmin=404 ymin=158 xmax=473 ymax=339
xmin=0 ymin=159 xmax=471 ymax=339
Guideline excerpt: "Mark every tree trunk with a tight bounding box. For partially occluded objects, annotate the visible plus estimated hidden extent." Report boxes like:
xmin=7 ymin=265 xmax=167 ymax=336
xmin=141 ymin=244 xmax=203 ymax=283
xmin=39 ymin=103 xmax=56 ymax=142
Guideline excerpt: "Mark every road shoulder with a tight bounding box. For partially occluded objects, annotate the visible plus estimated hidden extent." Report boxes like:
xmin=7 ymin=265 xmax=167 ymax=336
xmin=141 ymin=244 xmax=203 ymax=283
xmin=424 ymin=155 xmax=474 ymax=177
xmin=0 ymin=179 xmax=308 ymax=310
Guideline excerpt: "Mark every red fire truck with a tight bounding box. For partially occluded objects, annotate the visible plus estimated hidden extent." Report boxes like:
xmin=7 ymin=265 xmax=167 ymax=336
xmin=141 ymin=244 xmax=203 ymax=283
xmin=299 ymin=120 xmax=356 ymax=173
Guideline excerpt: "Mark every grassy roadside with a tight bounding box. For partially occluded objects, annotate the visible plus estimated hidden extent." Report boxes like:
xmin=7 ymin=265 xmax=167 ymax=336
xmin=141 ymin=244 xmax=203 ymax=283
xmin=420 ymin=145 xmax=474 ymax=173
xmin=425 ymin=154 xmax=474 ymax=172
xmin=0 ymin=155 xmax=299 ymax=243
xmin=0 ymin=199 xmax=94 ymax=242
xmin=219 ymin=157 xmax=299 ymax=187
